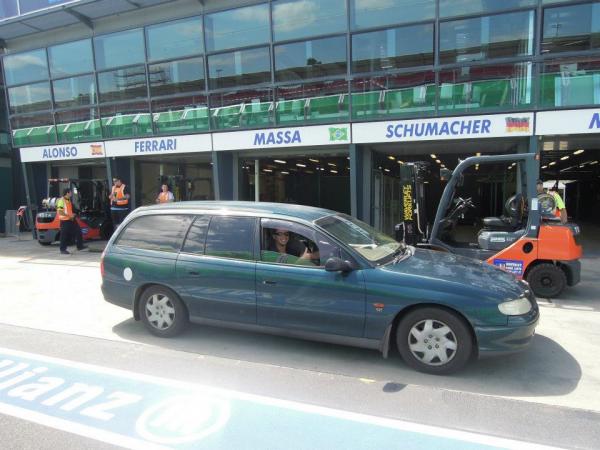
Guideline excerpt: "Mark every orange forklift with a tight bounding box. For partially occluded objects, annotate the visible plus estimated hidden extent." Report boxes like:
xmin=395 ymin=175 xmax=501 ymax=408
xmin=398 ymin=153 xmax=582 ymax=298
xmin=36 ymin=178 xmax=113 ymax=245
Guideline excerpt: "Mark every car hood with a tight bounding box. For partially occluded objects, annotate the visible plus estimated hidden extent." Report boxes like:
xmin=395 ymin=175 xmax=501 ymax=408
xmin=380 ymin=248 xmax=525 ymax=299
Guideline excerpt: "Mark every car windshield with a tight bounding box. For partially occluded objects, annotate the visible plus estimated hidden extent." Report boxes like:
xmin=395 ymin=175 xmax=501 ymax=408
xmin=315 ymin=213 xmax=401 ymax=263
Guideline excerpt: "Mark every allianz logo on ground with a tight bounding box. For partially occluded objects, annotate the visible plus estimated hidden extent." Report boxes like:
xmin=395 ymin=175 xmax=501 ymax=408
xmin=0 ymin=352 xmax=230 ymax=447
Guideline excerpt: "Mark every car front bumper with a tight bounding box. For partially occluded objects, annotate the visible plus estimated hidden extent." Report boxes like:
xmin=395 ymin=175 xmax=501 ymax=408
xmin=474 ymin=305 xmax=540 ymax=356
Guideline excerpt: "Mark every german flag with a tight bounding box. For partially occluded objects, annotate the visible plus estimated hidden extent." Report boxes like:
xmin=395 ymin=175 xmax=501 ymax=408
xmin=505 ymin=117 xmax=530 ymax=132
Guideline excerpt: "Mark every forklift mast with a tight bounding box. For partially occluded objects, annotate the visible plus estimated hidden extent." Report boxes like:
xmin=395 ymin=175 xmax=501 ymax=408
xmin=396 ymin=162 xmax=430 ymax=245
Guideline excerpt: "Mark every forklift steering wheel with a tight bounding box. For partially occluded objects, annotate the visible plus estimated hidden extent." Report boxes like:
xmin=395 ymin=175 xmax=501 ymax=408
xmin=505 ymin=193 xmax=525 ymax=222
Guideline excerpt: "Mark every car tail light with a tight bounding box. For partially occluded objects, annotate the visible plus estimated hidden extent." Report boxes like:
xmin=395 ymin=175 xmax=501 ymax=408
xmin=100 ymin=249 xmax=106 ymax=278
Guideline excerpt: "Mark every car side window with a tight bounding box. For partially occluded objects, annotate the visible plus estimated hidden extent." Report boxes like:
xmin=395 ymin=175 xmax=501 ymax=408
xmin=116 ymin=214 xmax=193 ymax=252
xmin=260 ymin=218 xmax=341 ymax=267
xmin=205 ymin=216 xmax=255 ymax=261
xmin=181 ymin=215 xmax=211 ymax=255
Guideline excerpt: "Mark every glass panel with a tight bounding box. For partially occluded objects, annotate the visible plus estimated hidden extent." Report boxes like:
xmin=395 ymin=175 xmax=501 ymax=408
xmin=438 ymin=63 xmax=533 ymax=113
xmin=8 ymin=82 xmax=52 ymax=114
xmin=48 ymin=39 xmax=94 ymax=78
xmin=439 ymin=0 xmax=535 ymax=18
xmin=205 ymin=3 xmax=270 ymax=52
xmin=182 ymin=216 xmax=211 ymax=255
xmin=540 ymin=58 xmax=600 ymax=107
xmin=273 ymin=0 xmax=347 ymax=41
xmin=152 ymin=94 xmax=209 ymax=135
xmin=275 ymin=36 xmax=347 ymax=82
xmin=146 ymin=16 xmax=203 ymax=61
xmin=440 ymin=11 xmax=534 ymax=64
xmin=351 ymin=72 xmax=436 ymax=120
xmin=55 ymin=108 xmax=101 ymax=143
xmin=100 ymin=102 xmax=153 ymax=139
xmin=205 ymin=216 xmax=255 ymax=260
xmin=19 ymin=0 xmax=74 ymax=14
xmin=352 ymin=24 xmax=433 ymax=73
xmin=149 ymin=57 xmax=204 ymax=97
xmin=3 ymin=49 xmax=48 ymax=86
xmin=117 ymin=215 xmax=192 ymax=252
xmin=208 ymin=47 xmax=271 ymax=89
xmin=1 ymin=0 xmax=18 ymax=20
xmin=210 ymin=88 xmax=273 ymax=130
xmin=542 ymin=3 xmax=600 ymax=54
xmin=275 ymin=80 xmax=348 ymax=125
xmin=53 ymin=74 xmax=97 ymax=108
xmin=98 ymin=66 xmax=147 ymax=103
xmin=94 ymin=29 xmax=145 ymax=70
xmin=350 ymin=0 xmax=435 ymax=30
xmin=10 ymin=113 xmax=56 ymax=147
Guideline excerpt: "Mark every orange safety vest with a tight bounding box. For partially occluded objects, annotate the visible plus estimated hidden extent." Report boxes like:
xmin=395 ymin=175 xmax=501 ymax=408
xmin=158 ymin=191 xmax=171 ymax=203
xmin=57 ymin=197 xmax=73 ymax=221
xmin=114 ymin=184 xmax=129 ymax=206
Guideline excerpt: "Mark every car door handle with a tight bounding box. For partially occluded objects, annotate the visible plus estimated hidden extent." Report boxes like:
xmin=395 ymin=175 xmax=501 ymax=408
xmin=188 ymin=271 xmax=201 ymax=276
xmin=262 ymin=280 xmax=277 ymax=285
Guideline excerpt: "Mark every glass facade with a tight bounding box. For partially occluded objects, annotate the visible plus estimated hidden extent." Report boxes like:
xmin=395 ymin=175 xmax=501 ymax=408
xmin=3 ymin=0 xmax=600 ymax=147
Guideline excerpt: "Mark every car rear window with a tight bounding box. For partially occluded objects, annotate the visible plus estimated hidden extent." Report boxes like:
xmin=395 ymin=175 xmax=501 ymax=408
xmin=205 ymin=216 xmax=255 ymax=260
xmin=116 ymin=214 xmax=192 ymax=252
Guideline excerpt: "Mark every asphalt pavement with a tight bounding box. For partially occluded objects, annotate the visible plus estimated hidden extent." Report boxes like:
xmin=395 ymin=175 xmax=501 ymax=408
xmin=1 ymin=228 xmax=599 ymax=449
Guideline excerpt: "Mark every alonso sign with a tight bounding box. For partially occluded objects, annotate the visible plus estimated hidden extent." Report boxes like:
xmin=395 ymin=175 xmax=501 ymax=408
xmin=20 ymin=143 xmax=105 ymax=163
xmin=352 ymin=113 xmax=533 ymax=143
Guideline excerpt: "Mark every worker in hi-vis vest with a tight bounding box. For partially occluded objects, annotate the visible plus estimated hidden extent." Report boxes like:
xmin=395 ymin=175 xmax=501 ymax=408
xmin=536 ymin=179 xmax=568 ymax=224
xmin=109 ymin=176 xmax=130 ymax=226
xmin=56 ymin=187 xmax=86 ymax=255
xmin=156 ymin=184 xmax=175 ymax=204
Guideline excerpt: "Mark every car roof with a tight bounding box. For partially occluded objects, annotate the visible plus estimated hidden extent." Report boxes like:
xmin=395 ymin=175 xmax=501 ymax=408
xmin=135 ymin=201 xmax=337 ymax=222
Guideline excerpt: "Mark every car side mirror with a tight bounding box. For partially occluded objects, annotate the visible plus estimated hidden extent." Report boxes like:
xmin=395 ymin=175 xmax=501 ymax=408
xmin=325 ymin=257 xmax=354 ymax=273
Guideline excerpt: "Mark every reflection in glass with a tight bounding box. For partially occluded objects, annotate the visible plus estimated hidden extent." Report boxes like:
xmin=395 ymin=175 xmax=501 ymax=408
xmin=149 ymin=57 xmax=205 ymax=97
xmin=352 ymin=24 xmax=434 ymax=73
xmin=351 ymin=72 xmax=436 ymax=119
xmin=438 ymin=63 xmax=533 ymax=113
xmin=208 ymin=47 xmax=271 ymax=89
xmin=0 ymin=0 xmax=18 ymax=20
xmin=49 ymin=39 xmax=94 ymax=78
xmin=94 ymin=29 xmax=145 ymax=70
xmin=439 ymin=0 xmax=535 ymax=18
xmin=146 ymin=16 xmax=203 ymax=61
xmin=98 ymin=66 xmax=148 ymax=103
xmin=100 ymin=102 xmax=152 ymax=138
xmin=350 ymin=0 xmax=434 ymax=30
xmin=275 ymin=36 xmax=347 ymax=82
xmin=3 ymin=49 xmax=48 ymax=86
xmin=53 ymin=74 xmax=97 ymax=108
xmin=151 ymin=95 xmax=209 ymax=134
xmin=205 ymin=216 xmax=255 ymax=260
xmin=117 ymin=215 xmax=193 ymax=252
xmin=273 ymin=0 xmax=347 ymax=41
xmin=440 ymin=11 xmax=534 ymax=64
xmin=275 ymin=80 xmax=348 ymax=125
xmin=210 ymin=88 xmax=273 ymax=129
xmin=55 ymin=108 xmax=101 ymax=143
xmin=205 ymin=3 xmax=270 ymax=52
xmin=542 ymin=3 xmax=600 ymax=53
xmin=8 ymin=82 xmax=52 ymax=114
xmin=539 ymin=58 xmax=600 ymax=107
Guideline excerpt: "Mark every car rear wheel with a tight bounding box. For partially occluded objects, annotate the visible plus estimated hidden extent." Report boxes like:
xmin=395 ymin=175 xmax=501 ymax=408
xmin=526 ymin=263 xmax=566 ymax=298
xmin=38 ymin=240 xmax=51 ymax=246
xmin=139 ymin=286 xmax=188 ymax=337
xmin=396 ymin=307 xmax=473 ymax=375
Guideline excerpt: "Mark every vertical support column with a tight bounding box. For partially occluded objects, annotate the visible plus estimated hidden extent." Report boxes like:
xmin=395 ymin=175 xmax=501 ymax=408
xmin=129 ymin=159 xmax=136 ymax=208
xmin=212 ymin=151 xmax=234 ymax=200
xmin=349 ymin=144 xmax=361 ymax=219
xmin=105 ymin=157 xmax=113 ymax=196
xmin=232 ymin=153 xmax=239 ymax=200
xmin=20 ymin=162 xmax=36 ymax=239
xmin=362 ymin=146 xmax=373 ymax=224
xmin=254 ymin=159 xmax=260 ymax=202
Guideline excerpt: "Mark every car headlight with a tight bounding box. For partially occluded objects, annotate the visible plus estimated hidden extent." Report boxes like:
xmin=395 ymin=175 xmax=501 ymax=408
xmin=498 ymin=297 xmax=532 ymax=315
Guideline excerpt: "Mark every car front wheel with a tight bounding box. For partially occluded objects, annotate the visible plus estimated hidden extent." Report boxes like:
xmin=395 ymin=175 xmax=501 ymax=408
xmin=139 ymin=286 xmax=188 ymax=337
xmin=396 ymin=307 xmax=473 ymax=375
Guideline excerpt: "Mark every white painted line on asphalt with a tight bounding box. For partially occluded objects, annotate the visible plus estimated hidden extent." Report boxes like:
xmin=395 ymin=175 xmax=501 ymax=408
xmin=0 ymin=347 xmax=564 ymax=450
xmin=0 ymin=403 xmax=170 ymax=450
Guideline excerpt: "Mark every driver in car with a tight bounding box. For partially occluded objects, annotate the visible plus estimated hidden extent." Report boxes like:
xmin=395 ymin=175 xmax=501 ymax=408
xmin=267 ymin=228 xmax=320 ymax=265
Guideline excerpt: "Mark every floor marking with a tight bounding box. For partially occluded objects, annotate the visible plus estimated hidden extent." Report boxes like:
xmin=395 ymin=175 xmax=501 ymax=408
xmin=0 ymin=347 xmax=563 ymax=450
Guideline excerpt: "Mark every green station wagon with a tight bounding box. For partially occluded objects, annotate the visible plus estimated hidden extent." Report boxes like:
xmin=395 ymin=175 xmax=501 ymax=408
xmin=101 ymin=201 xmax=539 ymax=374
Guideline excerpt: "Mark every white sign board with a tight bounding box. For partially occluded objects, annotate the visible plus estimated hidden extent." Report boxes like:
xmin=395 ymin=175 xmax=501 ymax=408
xmin=536 ymin=109 xmax=600 ymax=135
xmin=352 ymin=113 xmax=534 ymax=144
xmin=105 ymin=134 xmax=212 ymax=157
xmin=20 ymin=142 xmax=105 ymax=163
xmin=212 ymin=124 xmax=351 ymax=151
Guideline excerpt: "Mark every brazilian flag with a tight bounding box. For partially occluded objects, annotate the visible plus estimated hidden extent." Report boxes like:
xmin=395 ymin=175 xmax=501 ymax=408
xmin=329 ymin=127 xmax=348 ymax=142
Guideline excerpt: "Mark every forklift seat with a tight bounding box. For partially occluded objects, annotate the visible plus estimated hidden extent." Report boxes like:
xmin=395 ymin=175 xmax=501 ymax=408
xmin=482 ymin=194 xmax=525 ymax=232
xmin=482 ymin=216 xmax=516 ymax=230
